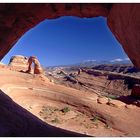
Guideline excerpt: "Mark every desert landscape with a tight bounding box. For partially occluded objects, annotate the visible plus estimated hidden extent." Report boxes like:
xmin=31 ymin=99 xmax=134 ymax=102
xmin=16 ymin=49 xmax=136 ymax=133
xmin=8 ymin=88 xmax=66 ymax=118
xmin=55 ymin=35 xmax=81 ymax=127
xmin=0 ymin=55 xmax=140 ymax=136
xmin=0 ymin=3 xmax=140 ymax=137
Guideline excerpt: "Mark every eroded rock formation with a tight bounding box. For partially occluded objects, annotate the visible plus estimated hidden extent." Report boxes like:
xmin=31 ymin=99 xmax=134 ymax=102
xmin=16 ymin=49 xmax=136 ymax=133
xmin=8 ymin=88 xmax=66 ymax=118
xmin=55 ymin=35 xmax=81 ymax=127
xmin=8 ymin=55 xmax=43 ymax=74
xmin=48 ymin=66 xmax=140 ymax=97
xmin=9 ymin=55 xmax=28 ymax=68
xmin=26 ymin=56 xmax=43 ymax=74
xmin=0 ymin=4 xmax=140 ymax=69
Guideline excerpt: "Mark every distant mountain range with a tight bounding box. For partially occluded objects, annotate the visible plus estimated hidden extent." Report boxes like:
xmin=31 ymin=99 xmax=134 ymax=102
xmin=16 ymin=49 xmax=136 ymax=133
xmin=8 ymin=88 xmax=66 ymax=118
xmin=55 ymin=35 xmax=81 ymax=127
xmin=45 ymin=57 xmax=140 ymax=76
xmin=72 ymin=58 xmax=132 ymax=67
xmin=45 ymin=58 xmax=132 ymax=69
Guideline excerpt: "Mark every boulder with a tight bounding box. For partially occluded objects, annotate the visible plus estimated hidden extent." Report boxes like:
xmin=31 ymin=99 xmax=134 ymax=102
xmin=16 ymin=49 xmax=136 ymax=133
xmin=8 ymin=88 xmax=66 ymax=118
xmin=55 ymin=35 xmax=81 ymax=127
xmin=97 ymin=96 xmax=109 ymax=104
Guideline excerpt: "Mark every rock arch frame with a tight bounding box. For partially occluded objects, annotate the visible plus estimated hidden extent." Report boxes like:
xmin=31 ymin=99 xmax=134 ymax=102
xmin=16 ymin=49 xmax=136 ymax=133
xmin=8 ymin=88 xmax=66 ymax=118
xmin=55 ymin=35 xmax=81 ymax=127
xmin=0 ymin=3 xmax=140 ymax=68
xmin=0 ymin=3 xmax=140 ymax=136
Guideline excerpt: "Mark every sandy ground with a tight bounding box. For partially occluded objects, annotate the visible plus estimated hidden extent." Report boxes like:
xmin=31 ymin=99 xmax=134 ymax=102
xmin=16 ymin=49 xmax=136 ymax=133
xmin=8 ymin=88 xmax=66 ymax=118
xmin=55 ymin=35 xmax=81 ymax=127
xmin=0 ymin=67 xmax=140 ymax=136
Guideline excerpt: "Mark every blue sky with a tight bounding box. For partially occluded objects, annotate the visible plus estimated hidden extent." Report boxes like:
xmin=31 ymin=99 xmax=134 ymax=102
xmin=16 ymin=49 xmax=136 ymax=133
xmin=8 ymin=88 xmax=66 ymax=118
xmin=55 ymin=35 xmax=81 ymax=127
xmin=1 ymin=16 xmax=129 ymax=66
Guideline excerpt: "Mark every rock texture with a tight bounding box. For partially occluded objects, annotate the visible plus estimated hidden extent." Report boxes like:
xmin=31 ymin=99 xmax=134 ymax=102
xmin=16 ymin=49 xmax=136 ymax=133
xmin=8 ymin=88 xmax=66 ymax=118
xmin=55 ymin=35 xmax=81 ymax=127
xmin=26 ymin=56 xmax=43 ymax=74
xmin=0 ymin=90 xmax=85 ymax=136
xmin=9 ymin=55 xmax=28 ymax=69
xmin=92 ymin=64 xmax=140 ymax=75
xmin=50 ymin=67 xmax=140 ymax=97
xmin=108 ymin=4 xmax=140 ymax=68
xmin=108 ymin=99 xmax=126 ymax=108
xmin=0 ymin=68 xmax=140 ymax=136
xmin=97 ymin=96 xmax=109 ymax=104
xmin=9 ymin=55 xmax=43 ymax=74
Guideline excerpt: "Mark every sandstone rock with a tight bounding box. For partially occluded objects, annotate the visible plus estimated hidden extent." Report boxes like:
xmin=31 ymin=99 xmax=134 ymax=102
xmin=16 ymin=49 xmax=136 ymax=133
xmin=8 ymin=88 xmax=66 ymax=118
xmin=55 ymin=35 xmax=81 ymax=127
xmin=0 ymin=89 xmax=84 ymax=136
xmin=77 ymin=68 xmax=82 ymax=75
xmin=50 ymin=79 xmax=54 ymax=83
xmin=97 ymin=96 xmax=109 ymax=104
xmin=64 ymin=76 xmax=78 ymax=84
xmin=57 ymin=70 xmax=67 ymax=76
xmin=108 ymin=4 xmax=140 ymax=68
xmin=125 ymin=104 xmax=136 ymax=109
xmin=9 ymin=55 xmax=28 ymax=70
xmin=35 ymin=74 xmax=50 ymax=83
xmin=131 ymin=84 xmax=140 ymax=98
xmin=108 ymin=99 xmax=126 ymax=108
xmin=26 ymin=56 xmax=43 ymax=74
xmin=59 ymin=110 xmax=77 ymax=120
xmin=54 ymin=66 xmax=133 ymax=96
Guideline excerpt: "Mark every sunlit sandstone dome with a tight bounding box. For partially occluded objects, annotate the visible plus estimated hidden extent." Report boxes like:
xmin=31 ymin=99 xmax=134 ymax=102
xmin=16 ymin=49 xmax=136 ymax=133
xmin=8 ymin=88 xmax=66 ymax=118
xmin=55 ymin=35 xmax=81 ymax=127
xmin=9 ymin=55 xmax=43 ymax=74
xmin=9 ymin=55 xmax=28 ymax=68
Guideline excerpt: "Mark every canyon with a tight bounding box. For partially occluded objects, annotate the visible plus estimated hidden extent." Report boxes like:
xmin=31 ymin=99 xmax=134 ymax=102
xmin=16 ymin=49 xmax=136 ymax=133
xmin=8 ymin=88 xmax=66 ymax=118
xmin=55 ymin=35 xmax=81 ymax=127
xmin=46 ymin=64 xmax=140 ymax=98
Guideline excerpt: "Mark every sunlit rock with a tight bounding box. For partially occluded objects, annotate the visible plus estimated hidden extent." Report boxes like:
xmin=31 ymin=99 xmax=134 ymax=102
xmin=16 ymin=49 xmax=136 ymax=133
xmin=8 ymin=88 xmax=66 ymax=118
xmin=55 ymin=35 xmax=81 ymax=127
xmin=9 ymin=55 xmax=28 ymax=70
xmin=26 ymin=56 xmax=43 ymax=74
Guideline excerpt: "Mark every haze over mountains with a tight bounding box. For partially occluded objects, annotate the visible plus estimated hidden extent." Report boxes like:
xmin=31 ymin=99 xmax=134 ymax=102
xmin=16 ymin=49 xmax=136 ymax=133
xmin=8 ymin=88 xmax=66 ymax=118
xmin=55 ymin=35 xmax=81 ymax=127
xmin=72 ymin=57 xmax=132 ymax=67
xmin=46 ymin=57 xmax=132 ymax=68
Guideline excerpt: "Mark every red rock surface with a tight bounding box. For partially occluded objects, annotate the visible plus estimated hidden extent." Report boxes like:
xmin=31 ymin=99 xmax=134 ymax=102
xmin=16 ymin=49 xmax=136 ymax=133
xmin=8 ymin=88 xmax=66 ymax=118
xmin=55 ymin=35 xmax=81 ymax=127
xmin=0 ymin=68 xmax=140 ymax=136
xmin=0 ymin=89 xmax=85 ymax=136
xmin=9 ymin=55 xmax=28 ymax=70
xmin=97 ymin=97 xmax=109 ymax=104
xmin=0 ymin=69 xmax=87 ymax=137
xmin=108 ymin=4 xmax=140 ymax=68
xmin=107 ymin=99 xmax=126 ymax=108
xmin=26 ymin=56 xmax=43 ymax=74
xmin=0 ymin=63 xmax=139 ymax=136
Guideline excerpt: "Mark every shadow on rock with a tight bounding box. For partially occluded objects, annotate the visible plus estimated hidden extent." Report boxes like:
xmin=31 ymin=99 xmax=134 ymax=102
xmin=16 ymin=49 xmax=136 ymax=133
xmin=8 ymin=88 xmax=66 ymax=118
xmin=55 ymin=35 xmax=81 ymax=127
xmin=0 ymin=90 xmax=89 ymax=137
